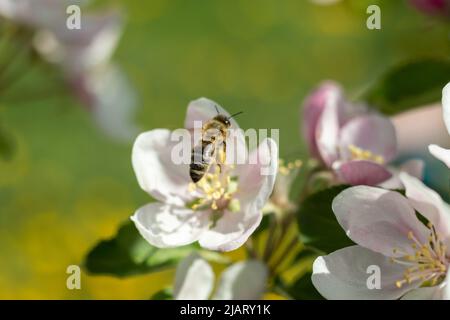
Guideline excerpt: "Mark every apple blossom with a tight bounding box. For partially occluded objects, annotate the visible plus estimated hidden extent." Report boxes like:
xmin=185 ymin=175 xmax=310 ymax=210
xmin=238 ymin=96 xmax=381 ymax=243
xmin=312 ymin=172 xmax=450 ymax=300
xmin=0 ymin=0 xmax=139 ymax=141
xmin=131 ymin=98 xmax=278 ymax=252
xmin=174 ymin=253 xmax=268 ymax=300
xmin=302 ymin=81 xmax=423 ymax=187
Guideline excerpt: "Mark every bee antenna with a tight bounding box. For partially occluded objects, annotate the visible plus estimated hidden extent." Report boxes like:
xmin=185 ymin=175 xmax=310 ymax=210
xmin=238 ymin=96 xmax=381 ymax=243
xmin=228 ymin=111 xmax=243 ymax=120
xmin=214 ymin=105 xmax=220 ymax=115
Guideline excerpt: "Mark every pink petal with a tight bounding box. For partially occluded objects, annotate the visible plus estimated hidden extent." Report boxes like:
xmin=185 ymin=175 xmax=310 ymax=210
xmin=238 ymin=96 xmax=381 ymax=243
xmin=338 ymin=114 xmax=397 ymax=163
xmin=332 ymin=186 xmax=429 ymax=257
xmin=400 ymin=172 xmax=450 ymax=239
xmin=131 ymin=202 xmax=209 ymax=248
xmin=429 ymin=144 xmax=450 ymax=168
xmin=315 ymin=87 xmax=346 ymax=166
xmin=302 ymin=81 xmax=341 ymax=159
xmin=333 ymin=160 xmax=392 ymax=186
xmin=312 ymin=246 xmax=419 ymax=300
xmin=132 ymin=129 xmax=193 ymax=206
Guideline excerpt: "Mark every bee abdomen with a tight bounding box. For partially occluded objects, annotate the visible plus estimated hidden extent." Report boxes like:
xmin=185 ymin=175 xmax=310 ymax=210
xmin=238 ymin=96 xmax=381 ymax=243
xmin=190 ymin=142 xmax=213 ymax=183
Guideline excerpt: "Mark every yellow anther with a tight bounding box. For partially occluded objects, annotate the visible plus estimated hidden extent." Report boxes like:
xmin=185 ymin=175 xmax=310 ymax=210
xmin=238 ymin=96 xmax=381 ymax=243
xmin=187 ymin=161 xmax=239 ymax=212
xmin=347 ymin=144 xmax=385 ymax=164
xmin=392 ymin=225 xmax=448 ymax=290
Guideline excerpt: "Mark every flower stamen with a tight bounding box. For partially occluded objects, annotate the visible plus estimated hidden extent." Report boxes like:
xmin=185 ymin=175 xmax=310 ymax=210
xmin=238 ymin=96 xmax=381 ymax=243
xmin=392 ymin=223 xmax=448 ymax=288
xmin=188 ymin=163 xmax=238 ymax=212
xmin=347 ymin=144 xmax=384 ymax=164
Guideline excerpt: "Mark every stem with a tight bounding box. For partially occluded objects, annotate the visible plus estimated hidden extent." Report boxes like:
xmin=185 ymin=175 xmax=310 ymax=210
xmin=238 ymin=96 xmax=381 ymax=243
xmin=269 ymin=236 xmax=300 ymax=275
xmin=262 ymin=216 xmax=279 ymax=262
xmin=272 ymin=284 xmax=295 ymax=300
xmin=245 ymin=237 xmax=257 ymax=259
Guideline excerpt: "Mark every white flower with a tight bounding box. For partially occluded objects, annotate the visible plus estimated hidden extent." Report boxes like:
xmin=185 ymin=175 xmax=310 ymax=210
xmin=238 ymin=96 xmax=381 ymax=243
xmin=131 ymin=98 xmax=278 ymax=252
xmin=429 ymin=82 xmax=450 ymax=168
xmin=174 ymin=253 xmax=268 ymax=300
xmin=312 ymin=173 xmax=450 ymax=299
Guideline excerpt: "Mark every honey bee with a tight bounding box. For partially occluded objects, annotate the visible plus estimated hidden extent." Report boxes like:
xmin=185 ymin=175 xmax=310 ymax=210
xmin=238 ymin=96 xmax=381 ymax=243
xmin=189 ymin=107 xmax=243 ymax=183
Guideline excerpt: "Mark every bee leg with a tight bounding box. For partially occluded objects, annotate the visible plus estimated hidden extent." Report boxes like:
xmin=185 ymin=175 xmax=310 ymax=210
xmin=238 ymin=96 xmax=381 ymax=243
xmin=217 ymin=141 xmax=226 ymax=173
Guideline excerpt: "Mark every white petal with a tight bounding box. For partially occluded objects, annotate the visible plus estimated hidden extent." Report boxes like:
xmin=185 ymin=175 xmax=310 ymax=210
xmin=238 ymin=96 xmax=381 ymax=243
xmin=332 ymin=186 xmax=429 ymax=257
xmin=198 ymin=207 xmax=262 ymax=252
xmin=198 ymin=139 xmax=278 ymax=252
xmin=400 ymin=172 xmax=450 ymax=239
xmin=378 ymin=159 xmax=424 ymax=190
xmin=442 ymin=82 xmax=450 ymax=136
xmin=213 ymin=260 xmax=268 ymax=300
xmin=312 ymin=246 xmax=418 ymax=300
xmin=72 ymin=64 xmax=139 ymax=142
xmin=444 ymin=269 xmax=450 ymax=300
xmin=401 ymin=285 xmax=446 ymax=300
xmin=235 ymin=138 xmax=278 ymax=207
xmin=131 ymin=202 xmax=209 ymax=248
xmin=429 ymin=144 xmax=450 ymax=168
xmin=174 ymin=253 xmax=215 ymax=300
xmin=184 ymin=97 xmax=240 ymax=131
xmin=132 ymin=129 xmax=193 ymax=206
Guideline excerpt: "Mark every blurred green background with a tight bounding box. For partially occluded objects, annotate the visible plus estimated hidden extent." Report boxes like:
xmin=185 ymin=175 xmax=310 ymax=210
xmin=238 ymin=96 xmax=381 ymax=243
xmin=0 ymin=0 xmax=449 ymax=299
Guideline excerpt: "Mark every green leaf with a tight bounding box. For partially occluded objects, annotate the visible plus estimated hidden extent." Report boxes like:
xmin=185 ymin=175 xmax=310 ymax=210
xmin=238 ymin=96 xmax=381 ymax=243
xmin=151 ymin=288 xmax=173 ymax=300
xmin=84 ymin=221 xmax=197 ymax=277
xmin=365 ymin=58 xmax=450 ymax=115
xmin=286 ymin=271 xmax=324 ymax=300
xmin=296 ymin=185 xmax=354 ymax=254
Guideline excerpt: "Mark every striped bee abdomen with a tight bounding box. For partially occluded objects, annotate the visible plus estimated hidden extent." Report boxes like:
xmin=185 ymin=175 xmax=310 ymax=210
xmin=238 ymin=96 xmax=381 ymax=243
xmin=190 ymin=141 xmax=214 ymax=183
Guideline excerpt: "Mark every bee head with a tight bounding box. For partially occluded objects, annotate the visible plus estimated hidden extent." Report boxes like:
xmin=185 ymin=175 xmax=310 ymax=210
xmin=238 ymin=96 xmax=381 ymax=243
xmin=213 ymin=114 xmax=231 ymax=127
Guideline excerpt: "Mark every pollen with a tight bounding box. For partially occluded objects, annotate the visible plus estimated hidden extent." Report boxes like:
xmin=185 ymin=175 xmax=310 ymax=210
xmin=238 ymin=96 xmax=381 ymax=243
xmin=392 ymin=223 xmax=448 ymax=289
xmin=347 ymin=144 xmax=384 ymax=164
xmin=189 ymin=163 xmax=238 ymax=212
